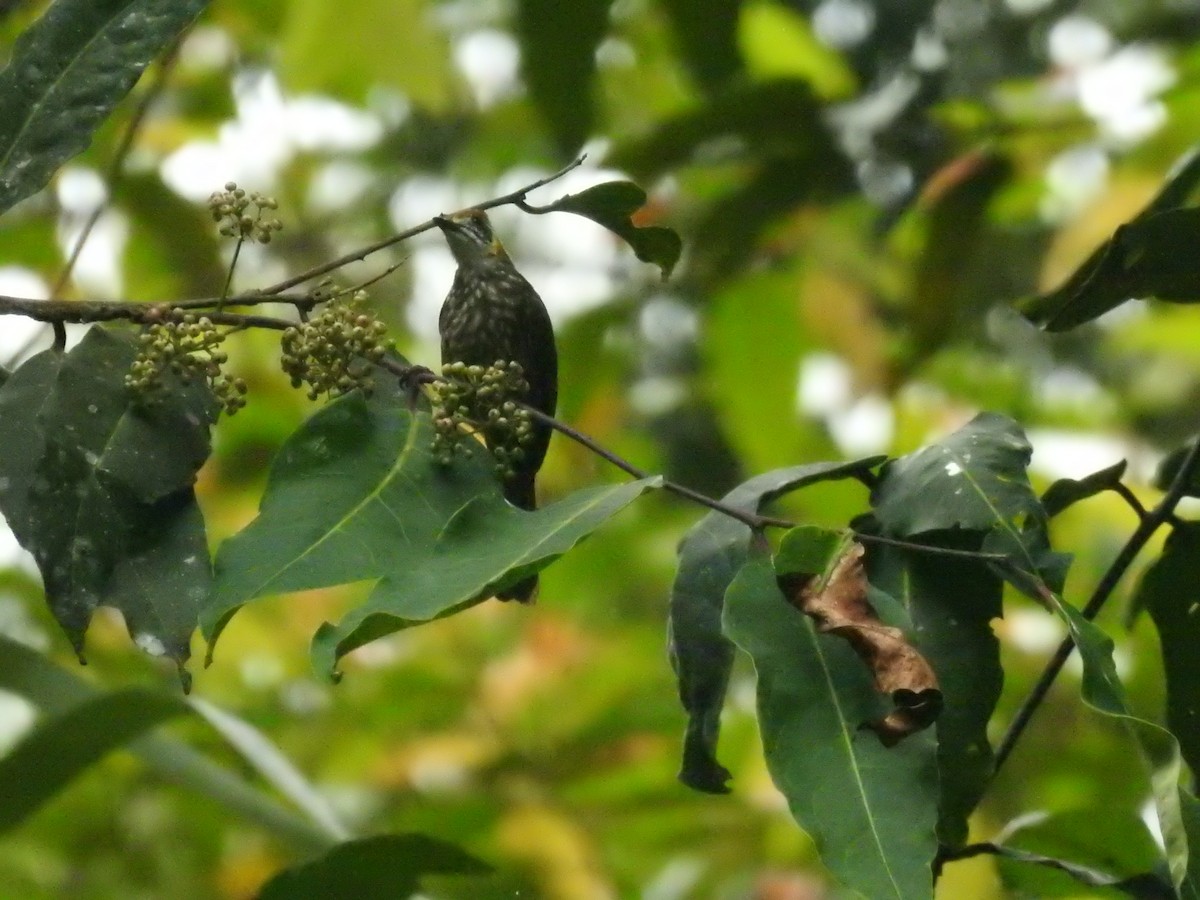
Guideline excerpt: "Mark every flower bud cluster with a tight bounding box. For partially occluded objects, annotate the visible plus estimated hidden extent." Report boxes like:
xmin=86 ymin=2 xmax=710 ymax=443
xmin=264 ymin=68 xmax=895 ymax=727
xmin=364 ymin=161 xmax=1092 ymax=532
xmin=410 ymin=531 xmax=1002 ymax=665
xmin=126 ymin=312 xmax=248 ymax=415
xmin=431 ymin=361 xmax=534 ymax=479
xmin=280 ymin=295 xmax=389 ymax=400
xmin=207 ymin=182 xmax=283 ymax=244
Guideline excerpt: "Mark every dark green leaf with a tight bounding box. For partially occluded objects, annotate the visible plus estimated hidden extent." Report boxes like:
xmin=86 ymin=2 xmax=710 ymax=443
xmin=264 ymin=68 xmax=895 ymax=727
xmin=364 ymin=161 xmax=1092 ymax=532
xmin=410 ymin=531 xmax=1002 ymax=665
xmin=201 ymin=389 xmax=659 ymax=676
xmin=515 ymin=0 xmax=612 ymax=154
xmin=1041 ymin=460 xmax=1128 ymax=518
xmin=659 ymin=0 xmax=742 ymax=92
xmin=0 ymin=0 xmax=208 ymax=214
xmin=871 ymin=412 xmax=1040 ymax=537
xmin=864 ymin=534 xmax=1003 ymax=848
xmin=1136 ymin=524 xmax=1200 ymax=778
xmin=259 ymin=833 xmax=488 ymax=899
xmin=1154 ymin=440 xmax=1200 ymax=497
xmin=544 ymin=181 xmax=682 ymax=279
xmin=0 ymin=687 xmax=189 ymax=832
xmin=1018 ymin=145 xmax=1200 ymax=331
xmin=669 ymin=459 xmax=883 ymax=794
xmin=724 ymin=555 xmax=939 ymax=899
xmin=0 ymin=328 xmax=213 ymax=677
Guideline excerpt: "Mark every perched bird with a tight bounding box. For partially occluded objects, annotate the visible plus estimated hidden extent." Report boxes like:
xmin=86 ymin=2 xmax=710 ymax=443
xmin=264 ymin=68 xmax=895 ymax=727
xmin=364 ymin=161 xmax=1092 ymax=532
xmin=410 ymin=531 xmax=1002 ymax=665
xmin=435 ymin=208 xmax=558 ymax=602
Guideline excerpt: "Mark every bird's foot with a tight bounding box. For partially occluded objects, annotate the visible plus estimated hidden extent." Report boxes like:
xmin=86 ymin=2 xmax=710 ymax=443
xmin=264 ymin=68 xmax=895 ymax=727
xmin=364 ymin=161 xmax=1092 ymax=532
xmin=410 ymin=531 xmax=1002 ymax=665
xmin=398 ymin=364 xmax=436 ymax=409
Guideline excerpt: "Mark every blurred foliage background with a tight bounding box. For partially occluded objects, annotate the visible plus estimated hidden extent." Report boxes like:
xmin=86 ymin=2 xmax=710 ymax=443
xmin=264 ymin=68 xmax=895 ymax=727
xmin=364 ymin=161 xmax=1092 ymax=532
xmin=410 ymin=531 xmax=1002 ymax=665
xmin=1 ymin=0 xmax=1200 ymax=896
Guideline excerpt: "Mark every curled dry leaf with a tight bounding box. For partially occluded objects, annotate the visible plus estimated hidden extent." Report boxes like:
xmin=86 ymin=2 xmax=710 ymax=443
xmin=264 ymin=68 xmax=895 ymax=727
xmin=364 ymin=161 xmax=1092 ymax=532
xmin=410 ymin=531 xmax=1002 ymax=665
xmin=778 ymin=541 xmax=942 ymax=745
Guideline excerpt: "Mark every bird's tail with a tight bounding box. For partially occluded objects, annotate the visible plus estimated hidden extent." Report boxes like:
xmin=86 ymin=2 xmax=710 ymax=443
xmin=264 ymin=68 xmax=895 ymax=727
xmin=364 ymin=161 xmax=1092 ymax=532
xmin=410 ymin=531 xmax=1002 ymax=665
xmin=498 ymin=470 xmax=538 ymax=603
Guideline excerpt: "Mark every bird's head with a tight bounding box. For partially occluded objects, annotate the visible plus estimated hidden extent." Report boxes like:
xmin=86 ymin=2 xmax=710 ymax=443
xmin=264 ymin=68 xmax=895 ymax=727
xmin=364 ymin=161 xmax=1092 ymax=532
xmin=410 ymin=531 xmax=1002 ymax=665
xmin=434 ymin=209 xmax=510 ymax=267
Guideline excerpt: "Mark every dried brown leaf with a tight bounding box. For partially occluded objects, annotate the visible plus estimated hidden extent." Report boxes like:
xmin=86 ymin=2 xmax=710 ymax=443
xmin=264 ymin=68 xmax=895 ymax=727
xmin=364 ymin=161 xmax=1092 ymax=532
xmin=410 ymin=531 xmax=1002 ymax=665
xmin=779 ymin=543 xmax=942 ymax=745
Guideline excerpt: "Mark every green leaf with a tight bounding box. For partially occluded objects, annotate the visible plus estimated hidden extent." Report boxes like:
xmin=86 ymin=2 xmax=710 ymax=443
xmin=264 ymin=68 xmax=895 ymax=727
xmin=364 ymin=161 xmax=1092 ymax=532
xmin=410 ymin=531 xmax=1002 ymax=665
xmin=0 ymin=328 xmax=213 ymax=678
xmin=1136 ymin=524 xmax=1200 ymax=779
xmin=1041 ymin=460 xmax=1128 ymax=518
xmin=669 ymin=458 xmax=883 ymax=794
xmin=870 ymin=412 xmax=1040 ymax=537
xmin=996 ymin=807 xmax=1169 ymax=898
xmin=1155 ymin=441 xmax=1200 ymax=498
xmin=863 ymin=535 xmax=1003 ymax=848
xmin=0 ymin=687 xmax=189 ymax=832
xmin=0 ymin=634 xmax=338 ymax=854
xmin=258 ymin=834 xmax=489 ymax=900
xmin=543 ymin=181 xmax=682 ymax=279
xmin=738 ymin=0 xmax=857 ymax=98
xmin=120 ymin=172 xmax=226 ymax=299
xmin=611 ymin=78 xmax=836 ymax=179
xmin=659 ymin=0 xmax=742 ymax=93
xmin=1010 ymin=573 xmax=1200 ymax=896
xmin=514 ymin=0 xmax=612 ymax=154
xmin=279 ymin=0 xmax=453 ymax=109
xmin=200 ymin=389 xmax=659 ymax=676
xmin=312 ymin=477 xmax=659 ymax=679
xmin=0 ymin=0 xmax=208 ymax=214
xmin=724 ymin=555 xmax=939 ymax=899
xmin=1018 ymin=145 xmax=1200 ymax=331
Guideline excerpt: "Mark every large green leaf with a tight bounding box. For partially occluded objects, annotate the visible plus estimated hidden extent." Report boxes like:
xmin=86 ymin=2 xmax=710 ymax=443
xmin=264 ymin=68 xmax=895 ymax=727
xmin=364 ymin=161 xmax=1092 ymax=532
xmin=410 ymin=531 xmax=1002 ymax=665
xmin=515 ymin=0 xmax=612 ymax=154
xmin=0 ymin=328 xmax=214 ymax=679
xmin=543 ymin=181 xmax=682 ymax=279
xmin=870 ymin=412 xmax=1041 ymax=537
xmin=0 ymin=688 xmax=190 ymax=832
xmin=200 ymin=389 xmax=659 ymax=677
xmin=258 ymin=834 xmax=489 ymax=900
xmin=669 ymin=458 xmax=883 ymax=794
xmin=724 ymin=555 xmax=939 ymax=899
xmin=1136 ymin=524 xmax=1200 ymax=779
xmin=0 ymin=0 xmax=208 ymax=214
xmin=864 ymin=535 xmax=1003 ymax=848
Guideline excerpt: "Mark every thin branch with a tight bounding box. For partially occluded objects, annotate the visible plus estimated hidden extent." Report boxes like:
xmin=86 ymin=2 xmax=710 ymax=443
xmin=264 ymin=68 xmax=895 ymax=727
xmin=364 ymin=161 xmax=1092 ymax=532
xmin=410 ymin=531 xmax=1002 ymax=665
xmin=256 ymin=155 xmax=587 ymax=297
xmin=52 ymin=36 xmax=184 ymax=299
xmin=993 ymin=434 xmax=1200 ymax=774
xmin=219 ymin=237 xmax=244 ymax=308
xmin=1109 ymin=482 xmax=1148 ymax=521
xmin=375 ymin=357 xmax=1013 ymax=564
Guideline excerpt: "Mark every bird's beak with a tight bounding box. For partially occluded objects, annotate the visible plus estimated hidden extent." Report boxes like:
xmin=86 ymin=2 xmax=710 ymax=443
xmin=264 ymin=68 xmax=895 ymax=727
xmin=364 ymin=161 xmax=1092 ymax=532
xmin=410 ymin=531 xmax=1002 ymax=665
xmin=433 ymin=214 xmax=453 ymax=229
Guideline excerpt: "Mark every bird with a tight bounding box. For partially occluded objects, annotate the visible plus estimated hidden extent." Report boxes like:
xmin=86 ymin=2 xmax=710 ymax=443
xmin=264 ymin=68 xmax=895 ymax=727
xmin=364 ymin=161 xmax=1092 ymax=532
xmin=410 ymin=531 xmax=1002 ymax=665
xmin=435 ymin=208 xmax=558 ymax=603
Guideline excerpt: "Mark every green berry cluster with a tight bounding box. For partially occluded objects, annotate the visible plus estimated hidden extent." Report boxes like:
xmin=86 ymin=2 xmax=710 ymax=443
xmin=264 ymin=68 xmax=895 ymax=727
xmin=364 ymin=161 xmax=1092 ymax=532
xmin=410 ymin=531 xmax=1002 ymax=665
xmin=431 ymin=361 xmax=535 ymax=479
xmin=280 ymin=295 xmax=389 ymax=400
xmin=126 ymin=313 xmax=248 ymax=415
xmin=207 ymin=182 xmax=283 ymax=244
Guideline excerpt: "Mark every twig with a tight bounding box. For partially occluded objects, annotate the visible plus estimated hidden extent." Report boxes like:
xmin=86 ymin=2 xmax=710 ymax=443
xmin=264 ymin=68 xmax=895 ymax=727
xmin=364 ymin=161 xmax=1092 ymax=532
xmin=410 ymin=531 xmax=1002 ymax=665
xmin=256 ymin=155 xmax=587 ymax=297
xmin=993 ymin=434 xmax=1200 ymax=773
xmin=375 ymin=357 xmax=1014 ymax=564
xmin=53 ymin=38 xmax=184 ymax=301
xmin=219 ymin=237 xmax=244 ymax=308
xmin=1110 ymin=482 xmax=1148 ymax=521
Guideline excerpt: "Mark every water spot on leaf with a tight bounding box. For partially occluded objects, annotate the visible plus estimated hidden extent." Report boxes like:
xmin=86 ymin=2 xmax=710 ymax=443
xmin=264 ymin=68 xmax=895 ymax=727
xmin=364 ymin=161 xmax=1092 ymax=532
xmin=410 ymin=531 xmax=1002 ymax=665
xmin=945 ymin=461 xmax=962 ymax=476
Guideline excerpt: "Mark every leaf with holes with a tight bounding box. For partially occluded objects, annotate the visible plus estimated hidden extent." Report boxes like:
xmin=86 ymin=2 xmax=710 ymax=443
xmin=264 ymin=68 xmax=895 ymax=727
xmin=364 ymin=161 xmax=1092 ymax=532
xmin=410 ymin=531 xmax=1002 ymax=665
xmin=0 ymin=328 xmax=214 ymax=681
